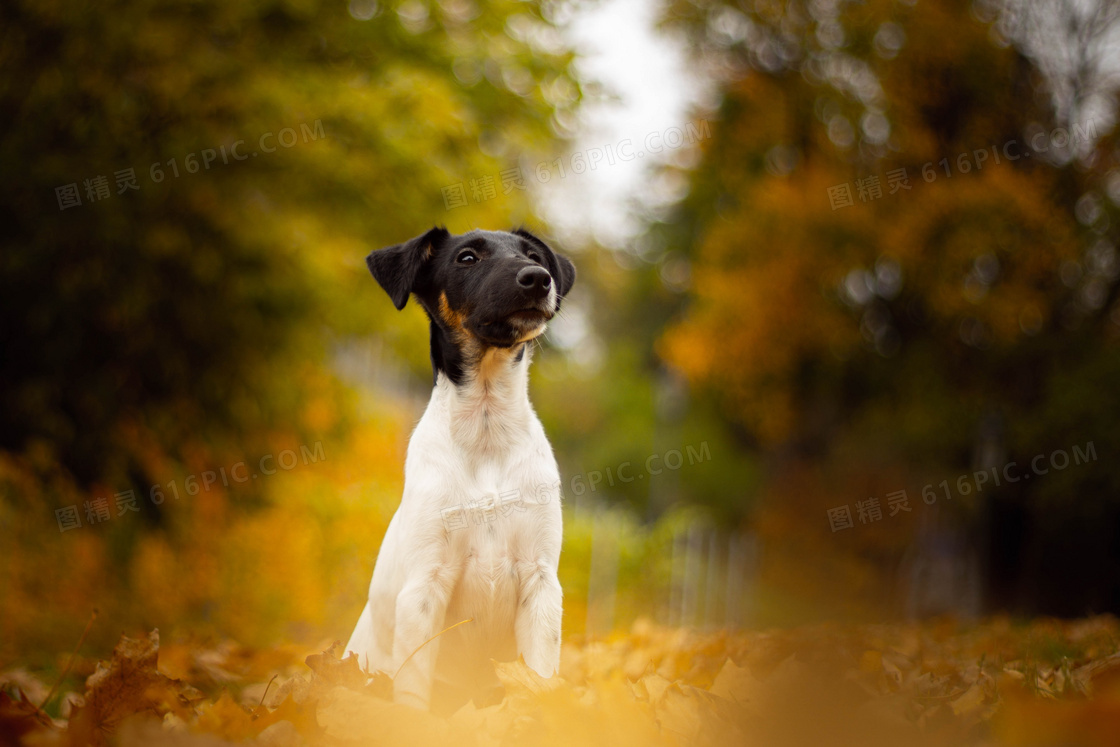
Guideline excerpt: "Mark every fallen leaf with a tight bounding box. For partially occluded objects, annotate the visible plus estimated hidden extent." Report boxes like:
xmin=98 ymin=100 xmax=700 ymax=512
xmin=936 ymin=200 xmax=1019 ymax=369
xmin=304 ymin=643 xmax=392 ymax=700
xmin=192 ymin=692 xmax=256 ymax=741
xmin=493 ymin=657 xmax=563 ymax=699
xmin=949 ymin=682 xmax=986 ymax=716
xmin=316 ymin=684 xmax=449 ymax=743
xmin=634 ymin=672 xmax=673 ymax=705
xmin=708 ymin=658 xmax=753 ymax=704
xmin=0 ymin=689 xmax=59 ymax=743
xmin=67 ymin=630 xmax=202 ymax=747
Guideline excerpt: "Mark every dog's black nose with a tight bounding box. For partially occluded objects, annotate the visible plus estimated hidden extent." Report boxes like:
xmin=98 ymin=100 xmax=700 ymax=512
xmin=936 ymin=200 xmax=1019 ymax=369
xmin=517 ymin=266 xmax=552 ymax=295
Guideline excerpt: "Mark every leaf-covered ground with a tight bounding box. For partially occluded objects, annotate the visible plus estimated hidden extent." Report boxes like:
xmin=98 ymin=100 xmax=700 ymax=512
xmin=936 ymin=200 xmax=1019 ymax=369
xmin=3 ymin=616 xmax=1120 ymax=746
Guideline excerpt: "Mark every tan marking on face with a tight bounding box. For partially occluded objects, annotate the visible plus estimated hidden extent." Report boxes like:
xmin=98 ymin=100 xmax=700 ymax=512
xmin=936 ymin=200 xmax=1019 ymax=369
xmin=439 ymin=292 xmax=474 ymax=343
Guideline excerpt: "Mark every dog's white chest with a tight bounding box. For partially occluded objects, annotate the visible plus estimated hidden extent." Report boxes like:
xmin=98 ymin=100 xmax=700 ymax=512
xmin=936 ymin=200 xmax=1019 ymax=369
xmin=347 ymin=348 xmax=564 ymax=710
xmin=447 ymin=523 xmax=521 ymax=642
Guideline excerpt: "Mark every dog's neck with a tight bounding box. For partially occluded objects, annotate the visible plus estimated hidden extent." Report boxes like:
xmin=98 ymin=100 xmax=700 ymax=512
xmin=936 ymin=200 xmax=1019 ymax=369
xmin=429 ymin=338 xmax=536 ymax=455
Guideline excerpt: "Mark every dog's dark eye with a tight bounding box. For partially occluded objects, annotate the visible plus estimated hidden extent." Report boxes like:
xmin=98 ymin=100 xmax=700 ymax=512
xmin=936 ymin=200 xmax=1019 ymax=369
xmin=457 ymin=250 xmax=478 ymax=264
xmin=527 ymin=252 xmax=542 ymax=264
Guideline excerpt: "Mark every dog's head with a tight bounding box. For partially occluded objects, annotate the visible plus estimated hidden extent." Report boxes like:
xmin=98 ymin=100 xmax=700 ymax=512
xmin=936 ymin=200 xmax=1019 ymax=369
xmin=367 ymin=226 xmax=576 ymax=352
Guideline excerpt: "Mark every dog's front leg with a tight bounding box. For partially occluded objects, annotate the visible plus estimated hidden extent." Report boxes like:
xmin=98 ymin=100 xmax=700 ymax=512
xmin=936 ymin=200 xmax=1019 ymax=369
xmin=392 ymin=564 xmax=458 ymax=709
xmin=514 ymin=558 xmax=563 ymax=678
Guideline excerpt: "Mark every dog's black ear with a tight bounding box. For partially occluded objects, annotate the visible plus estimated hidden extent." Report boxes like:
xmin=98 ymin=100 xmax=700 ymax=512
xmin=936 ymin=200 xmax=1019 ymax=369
xmin=366 ymin=227 xmax=449 ymax=310
xmin=552 ymin=252 xmax=576 ymax=298
xmin=513 ymin=228 xmax=576 ymax=298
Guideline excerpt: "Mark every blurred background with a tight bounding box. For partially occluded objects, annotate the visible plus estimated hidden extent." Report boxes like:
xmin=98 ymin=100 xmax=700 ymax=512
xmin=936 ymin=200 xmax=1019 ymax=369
xmin=2 ymin=0 xmax=1120 ymax=670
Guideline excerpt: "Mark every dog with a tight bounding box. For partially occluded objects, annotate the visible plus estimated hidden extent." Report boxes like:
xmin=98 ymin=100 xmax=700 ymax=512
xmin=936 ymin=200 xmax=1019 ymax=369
xmin=345 ymin=226 xmax=576 ymax=712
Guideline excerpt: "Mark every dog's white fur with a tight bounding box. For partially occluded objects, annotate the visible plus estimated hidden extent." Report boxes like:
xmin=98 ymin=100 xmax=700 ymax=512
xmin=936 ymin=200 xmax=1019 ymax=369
xmin=345 ymin=326 xmax=563 ymax=710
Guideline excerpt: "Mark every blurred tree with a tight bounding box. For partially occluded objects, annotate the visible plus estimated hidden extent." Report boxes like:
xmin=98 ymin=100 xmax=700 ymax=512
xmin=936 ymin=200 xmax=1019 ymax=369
xmin=530 ymin=222 xmax=762 ymax=526
xmin=653 ymin=0 xmax=1120 ymax=614
xmin=0 ymin=0 xmax=584 ymax=658
xmin=0 ymin=0 xmax=581 ymax=491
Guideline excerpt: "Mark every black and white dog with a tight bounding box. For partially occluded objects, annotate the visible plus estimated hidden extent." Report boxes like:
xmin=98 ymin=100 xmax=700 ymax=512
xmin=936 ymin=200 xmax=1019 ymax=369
xmin=345 ymin=227 xmax=575 ymax=712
